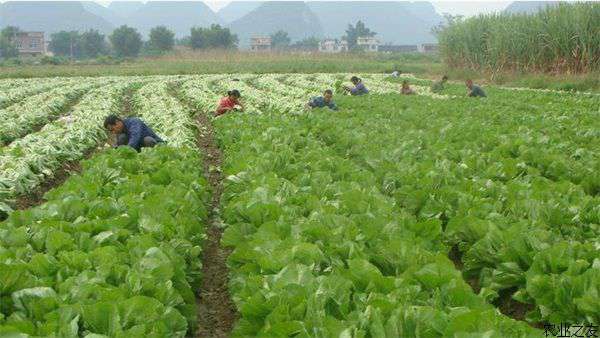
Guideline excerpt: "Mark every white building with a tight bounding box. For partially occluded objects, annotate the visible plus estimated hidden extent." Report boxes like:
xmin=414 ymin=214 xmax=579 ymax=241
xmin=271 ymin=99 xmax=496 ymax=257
xmin=357 ymin=37 xmax=379 ymax=52
xmin=250 ymin=36 xmax=271 ymax=51
xmin=418 ymin=43 xmax=439 ymax=53
xmin=319 ymin=39 xmax=348 ymax=53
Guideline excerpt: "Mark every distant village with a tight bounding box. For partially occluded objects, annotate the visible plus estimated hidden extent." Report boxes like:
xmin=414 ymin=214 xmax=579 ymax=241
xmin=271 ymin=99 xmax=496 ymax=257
xmin=13 ymin=30 xmax=438 ymax=58
xmin=252 ymin=36 xmax=438 ymax=54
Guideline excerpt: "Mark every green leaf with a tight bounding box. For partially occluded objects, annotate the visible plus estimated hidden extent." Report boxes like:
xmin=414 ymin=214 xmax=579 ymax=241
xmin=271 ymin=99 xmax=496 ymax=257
xmin=11 ymin=287 xmax=58 ymax=322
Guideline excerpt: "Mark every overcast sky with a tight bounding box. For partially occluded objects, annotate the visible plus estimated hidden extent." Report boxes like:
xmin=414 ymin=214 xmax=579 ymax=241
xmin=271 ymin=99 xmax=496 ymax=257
xmin=0 ymin=0 xmax=550 ymax=17
xmin=206 ymin=1 xmax=514 ymax=15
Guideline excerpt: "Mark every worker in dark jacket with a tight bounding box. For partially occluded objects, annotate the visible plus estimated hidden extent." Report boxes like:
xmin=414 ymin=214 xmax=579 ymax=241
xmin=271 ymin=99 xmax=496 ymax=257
xmin=431 ymin=75 xmax=448 ymax=93
xmin=466 ymin=79 xmax=487 ymax=97
xmin=104 ymin=115 xmax=164 ymax=152
xmin=306 ymin=89 xmax=338 ymax=110
xmin=400 ymin=80 xmax=415 ymax=95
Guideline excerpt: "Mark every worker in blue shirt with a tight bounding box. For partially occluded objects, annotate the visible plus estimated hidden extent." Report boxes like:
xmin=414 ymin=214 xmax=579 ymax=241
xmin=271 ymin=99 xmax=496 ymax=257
xmin=306 ymin=89 xmax=338 ymax=111
xmin=466 ymin=79 xmax=487 ymax=97
xmin=104 ymin=115 xmax=164 ymax=152
xmin=344 ymin=76 xmax=369 ymax=95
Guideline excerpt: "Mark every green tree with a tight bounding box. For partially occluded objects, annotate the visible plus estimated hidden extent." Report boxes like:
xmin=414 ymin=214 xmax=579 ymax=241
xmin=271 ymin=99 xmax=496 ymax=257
xmin=80 ymin=29 xmax=107 ymax=58
xmin=49 ymin=31 xmax=82 ymax=58
xmin=270 ymin=30 xmax=290 ymax=49
xmin=344 ymin=20 xmax=376 ymax=50
xmin=189 ymin=27 xmax=207 ymax=49
xmin=0 ymin=26 xmax=20 ymax=58
xmin=291 ymin=36 xmax=320 ymax=51
xmin=149 ymin=26 xmax=175 ymax=52
xmin=206 ymin=24 xmax=237 ymax=49
xmin=110 ymin=25 xmax=142 ymax=57
xmin=189 ymin=25 xmax=237 ymax=50
xmin=1 ymin=26 xmax=20 ymax=41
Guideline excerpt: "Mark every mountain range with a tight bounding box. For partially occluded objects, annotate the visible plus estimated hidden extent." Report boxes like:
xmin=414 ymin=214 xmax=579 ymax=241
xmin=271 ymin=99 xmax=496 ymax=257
xmin=218 ymin=1 xmax=264 ymax=23
xmin=230 ymin=2 xmax=323 ymax=47
xmin=0 ymin=1 xmax=114 ymax=35
xmin=0 ymin=1 xmax=540 ymax=47
xmin=307 ymin=1 xmax=442 ymax=45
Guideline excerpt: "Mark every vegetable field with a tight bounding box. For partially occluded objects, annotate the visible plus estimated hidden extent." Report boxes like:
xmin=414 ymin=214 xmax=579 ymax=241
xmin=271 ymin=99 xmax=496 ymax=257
xmin=0 ymin=73 xmax=599 ymax=337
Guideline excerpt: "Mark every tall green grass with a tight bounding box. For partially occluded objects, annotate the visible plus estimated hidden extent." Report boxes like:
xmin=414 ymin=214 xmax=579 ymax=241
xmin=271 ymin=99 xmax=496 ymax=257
xmin=438 ymin=2 xmax=600 ymax=73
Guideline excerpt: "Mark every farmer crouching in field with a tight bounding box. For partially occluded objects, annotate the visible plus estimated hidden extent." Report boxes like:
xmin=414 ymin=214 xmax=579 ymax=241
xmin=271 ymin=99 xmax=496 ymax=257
xmin=431 ymin=75 xmax=448 ymax=93
xmin=306 ymin=89 xmax=338 ymax=111
xmin=215 ymin=90 xmax=244 ymax=116
xmin=104 ymin=115 xmax=163 ymax=152
xmin=344 ymin=76 xmax=369 ymax=96
xmin=400 ymin=80 xmax=415 ymax=95
xmin=466 ymin=79 xmax=487 ymax=97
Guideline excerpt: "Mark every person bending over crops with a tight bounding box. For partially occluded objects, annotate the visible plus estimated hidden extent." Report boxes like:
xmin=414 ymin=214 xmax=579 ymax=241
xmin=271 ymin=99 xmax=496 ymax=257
xmin=431 ymin=75 xmax=448 ymax=93
xmin=216 ymin=89 xmax=244 ymax=116
xmin=104 ymin=115 xmax=164 ymax=152
xmin=344 ymin=76 xmax=369 ymax=96
xmin=466 ymin=79 xmax=487 ymax=97
xmin=401 ymin=80 xmax=415 ymax=95
xmin=306 ymin=89 xmax=338 ymax=111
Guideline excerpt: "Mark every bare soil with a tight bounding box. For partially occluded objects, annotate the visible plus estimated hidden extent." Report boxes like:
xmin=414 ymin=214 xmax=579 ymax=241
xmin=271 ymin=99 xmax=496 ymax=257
xmin=172 ymin=85 xmax=238 ymax=338
xmin=493 ymin=287 xmax=536 ymax=322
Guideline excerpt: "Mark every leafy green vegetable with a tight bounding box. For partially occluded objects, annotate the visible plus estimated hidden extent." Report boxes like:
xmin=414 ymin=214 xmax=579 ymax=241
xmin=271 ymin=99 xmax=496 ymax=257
xmin=0 ymin=146 xmax=208 ymax=337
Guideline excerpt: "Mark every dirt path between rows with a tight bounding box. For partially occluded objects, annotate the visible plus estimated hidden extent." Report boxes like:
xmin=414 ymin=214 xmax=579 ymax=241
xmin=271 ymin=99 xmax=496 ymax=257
xmin=195 ymin=113 xmax=237 ymax=338
xmin=171 ymin=85 xmax=237 ymax=338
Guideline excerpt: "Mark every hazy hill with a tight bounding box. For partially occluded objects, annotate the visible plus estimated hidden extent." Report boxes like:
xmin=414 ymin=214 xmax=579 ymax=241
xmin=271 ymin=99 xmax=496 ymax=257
xmin=307 ymin=1 xmax=442 ymax=45
xmin=107 ymin=1 xmax=144 ymax=18
xmin=0 ymin=1 xmax=114 ymax=35
xmin=126 ymin=1 xmax=222 ymax=37
xmin=504 ymin=1 xmax=560 ymax=14
xmin=229 ymin=1 xmax=323 ymax=48
xmin=405 ymin=1 xmax=445 ymax=27
xmin=82 ymin=1 xmax=125 ymax=26
xmin=218 ymin=1 xmax=264 ymax=23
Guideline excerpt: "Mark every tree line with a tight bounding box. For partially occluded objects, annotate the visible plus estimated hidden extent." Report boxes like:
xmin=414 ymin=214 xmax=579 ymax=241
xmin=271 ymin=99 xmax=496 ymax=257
xmin=0 ymin=24 xmax=238 ymax=59
xmin=0 ymin=20 xmax=377 ymax=59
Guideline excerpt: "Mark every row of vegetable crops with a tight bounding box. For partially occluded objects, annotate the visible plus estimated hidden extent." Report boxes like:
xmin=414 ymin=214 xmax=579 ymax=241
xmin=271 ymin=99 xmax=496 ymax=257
xmin=0 ymin=78 xmax=83 ymax=109
xmin=211 ymin=110 xmax=541 ymax=337
xmin=194 ymin=74 xmax=598 ymax=334
xmin=0 ymin=73 xmax=598 ymax=337
xmin=0 ymin=80 xmax=130 ymax=214
xmin=0 ymin=147 xmax=209 ymax=337
xmin=295 ymin=91 xmax=600 ymax=325
xmin=0 ymin=76 xmax=211 ymax=337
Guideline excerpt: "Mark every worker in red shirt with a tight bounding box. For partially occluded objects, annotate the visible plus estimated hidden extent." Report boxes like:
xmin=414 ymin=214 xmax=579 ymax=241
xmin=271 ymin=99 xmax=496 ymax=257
xmin=215 ymin=90 xmax=244 ymax=116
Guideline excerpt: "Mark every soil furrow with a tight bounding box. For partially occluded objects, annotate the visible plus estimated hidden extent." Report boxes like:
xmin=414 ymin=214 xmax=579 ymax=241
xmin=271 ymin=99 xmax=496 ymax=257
xmin=171 ymin=85 xmax=238 ymax=338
